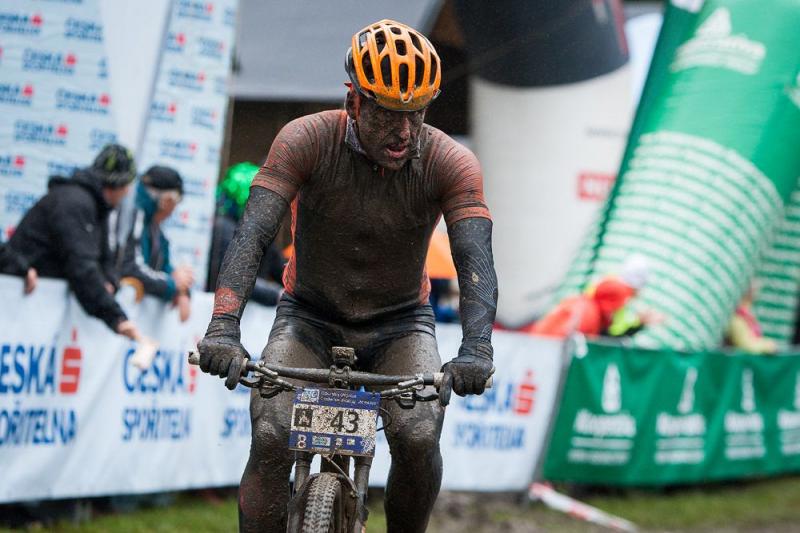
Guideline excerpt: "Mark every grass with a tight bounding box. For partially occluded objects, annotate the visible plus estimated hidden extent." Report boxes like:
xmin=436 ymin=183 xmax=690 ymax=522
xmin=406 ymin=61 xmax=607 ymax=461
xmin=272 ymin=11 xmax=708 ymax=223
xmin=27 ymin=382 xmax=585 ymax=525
xmin=3 ymin=476 xmax=800 ymax=532
xmin=585 ymin=476 xmax=800 ymax=530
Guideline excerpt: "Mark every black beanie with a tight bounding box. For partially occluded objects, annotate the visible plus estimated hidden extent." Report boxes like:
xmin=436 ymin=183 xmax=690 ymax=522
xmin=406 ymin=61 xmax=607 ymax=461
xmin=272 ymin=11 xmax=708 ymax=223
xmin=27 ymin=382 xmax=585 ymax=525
xmin=142 ymin=165 xmax=183 ymax=194
xmin=92 ymin=143 xmax=136 ymax=188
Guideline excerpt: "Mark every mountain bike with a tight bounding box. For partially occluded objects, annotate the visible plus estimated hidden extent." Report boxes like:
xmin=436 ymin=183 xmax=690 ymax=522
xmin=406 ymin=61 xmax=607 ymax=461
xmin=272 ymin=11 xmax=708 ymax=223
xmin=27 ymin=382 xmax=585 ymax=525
xmin=189 ymin=346 xmax=491 ymax=533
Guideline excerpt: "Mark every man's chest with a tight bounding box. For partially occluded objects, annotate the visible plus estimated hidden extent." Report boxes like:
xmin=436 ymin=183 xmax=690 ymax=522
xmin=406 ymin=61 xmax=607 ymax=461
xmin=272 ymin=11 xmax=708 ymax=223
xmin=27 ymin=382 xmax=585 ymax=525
xmin=297 ymin=156 xmax=440 ymax=232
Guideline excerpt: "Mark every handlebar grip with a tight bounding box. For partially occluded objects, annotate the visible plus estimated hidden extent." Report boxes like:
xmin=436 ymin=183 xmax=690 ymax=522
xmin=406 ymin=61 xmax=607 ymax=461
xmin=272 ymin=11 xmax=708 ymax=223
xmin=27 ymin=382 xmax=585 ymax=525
xmin=432 ymin=372 xmax=493 ymax=390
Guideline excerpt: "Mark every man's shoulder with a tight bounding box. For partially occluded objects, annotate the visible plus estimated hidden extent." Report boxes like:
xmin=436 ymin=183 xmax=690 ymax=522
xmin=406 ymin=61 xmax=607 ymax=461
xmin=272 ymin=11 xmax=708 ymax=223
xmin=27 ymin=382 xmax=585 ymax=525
xmin=420 ymin=125 xmax=477 ymax=167
xmin=422 ymin=125 xmax=471 ymax=153
xmin=52 ymin=180 xmax=100 ymax=211
xmin=287 ymin=109 xmax=346 ymax=135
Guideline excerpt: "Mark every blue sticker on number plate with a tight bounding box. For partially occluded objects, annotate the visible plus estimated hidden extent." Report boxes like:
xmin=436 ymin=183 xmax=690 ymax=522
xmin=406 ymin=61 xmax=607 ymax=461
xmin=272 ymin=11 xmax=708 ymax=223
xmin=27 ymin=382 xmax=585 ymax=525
xmin=289 ymin=388 xmax=380 ymax=457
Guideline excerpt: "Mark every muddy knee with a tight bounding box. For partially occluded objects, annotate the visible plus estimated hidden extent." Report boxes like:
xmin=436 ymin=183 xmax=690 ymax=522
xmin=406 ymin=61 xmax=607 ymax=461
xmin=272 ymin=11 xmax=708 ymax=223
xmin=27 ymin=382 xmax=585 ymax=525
xmin=250 ymin=409 xmax=292 ymax=465
xmin=385 ymin=414 xmax=442 ymax=461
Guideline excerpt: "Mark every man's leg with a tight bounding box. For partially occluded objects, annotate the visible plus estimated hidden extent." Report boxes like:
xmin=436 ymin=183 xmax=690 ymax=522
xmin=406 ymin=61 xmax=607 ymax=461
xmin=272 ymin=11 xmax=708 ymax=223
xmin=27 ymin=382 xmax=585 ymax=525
xmin=238 ymin=334 xmax=325 ymax=532
xmin=371 ymin=332 xmax=444 ymax=533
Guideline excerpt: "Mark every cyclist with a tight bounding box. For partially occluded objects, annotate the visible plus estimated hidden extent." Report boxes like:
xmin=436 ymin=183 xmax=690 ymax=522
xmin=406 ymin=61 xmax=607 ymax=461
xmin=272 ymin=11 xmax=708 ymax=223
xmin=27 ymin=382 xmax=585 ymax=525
xmin=198 ymin=19 xmax=498 ymax=532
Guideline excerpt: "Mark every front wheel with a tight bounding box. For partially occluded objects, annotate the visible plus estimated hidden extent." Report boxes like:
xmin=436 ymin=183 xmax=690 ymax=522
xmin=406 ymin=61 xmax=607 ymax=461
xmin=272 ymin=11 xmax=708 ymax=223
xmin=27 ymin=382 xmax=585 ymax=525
xmin=302 ymin=473 xmax=343 ymax=533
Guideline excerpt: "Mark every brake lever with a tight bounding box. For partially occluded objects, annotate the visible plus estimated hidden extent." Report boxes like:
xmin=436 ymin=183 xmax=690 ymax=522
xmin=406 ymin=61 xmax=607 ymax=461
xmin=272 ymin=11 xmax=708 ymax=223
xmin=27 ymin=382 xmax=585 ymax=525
xmin=393 ymin=392 xmax=417 ymax=410
xmin=413 ymin=390 xmax=440 ymax=402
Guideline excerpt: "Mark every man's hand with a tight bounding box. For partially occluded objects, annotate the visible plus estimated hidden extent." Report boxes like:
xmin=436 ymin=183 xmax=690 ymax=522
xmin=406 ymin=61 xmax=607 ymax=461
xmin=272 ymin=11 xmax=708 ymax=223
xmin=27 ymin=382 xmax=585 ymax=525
xmin=439 ymin=340 xmax=494 ymax=406
xmin=197 ymin=318 xmax=248 ymax=390
xmin=116 ymin=319 xmax=141 ymax=340
xmin=24 ymin=267 xmax=38 ymax=295
xmin=171 ymin=266 xmax=195 ymax=293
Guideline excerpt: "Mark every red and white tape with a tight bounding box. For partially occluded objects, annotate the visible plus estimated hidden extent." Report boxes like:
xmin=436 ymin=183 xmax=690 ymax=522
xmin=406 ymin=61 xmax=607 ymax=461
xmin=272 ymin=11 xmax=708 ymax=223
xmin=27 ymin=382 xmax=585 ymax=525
xmin=529 ymin=482 xmax=638 ymax=532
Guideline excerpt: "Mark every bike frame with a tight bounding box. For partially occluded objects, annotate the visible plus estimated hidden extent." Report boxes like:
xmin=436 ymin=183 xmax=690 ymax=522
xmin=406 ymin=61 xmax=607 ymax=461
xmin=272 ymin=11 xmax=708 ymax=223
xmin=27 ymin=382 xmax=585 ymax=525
xmin=188 ymin=347 xmax=491 ymax=532
xmin=189 ymin=347 xmax=445 ymax=532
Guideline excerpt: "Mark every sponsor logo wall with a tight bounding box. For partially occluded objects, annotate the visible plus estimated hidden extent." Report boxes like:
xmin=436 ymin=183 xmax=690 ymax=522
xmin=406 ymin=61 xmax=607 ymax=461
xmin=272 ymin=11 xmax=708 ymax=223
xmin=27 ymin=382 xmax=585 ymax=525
xmin=543 ymin=340 xmax=800 ymax=485
xmin=136 ymin=0 xmax=237 ymax=284
xmin=0 ymin=0 xmax=117 ymax=238
xmin=0 ymin=276 xmax=561 ymax=501
xmin=369 ymin=330 xmax=564 ymax=490
xmin=0 ymin=0 xmax=238 ymax=285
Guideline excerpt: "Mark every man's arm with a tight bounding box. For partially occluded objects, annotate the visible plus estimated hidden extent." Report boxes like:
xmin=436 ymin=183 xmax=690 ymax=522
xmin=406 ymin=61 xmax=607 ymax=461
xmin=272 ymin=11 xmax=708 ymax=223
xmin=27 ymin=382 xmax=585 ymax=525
xmin=120 ymin=215 xmax=175 ymax=300
xmin=450 ymin=217 xmax=498 ymax=345
xmin=198 ymin=114 xmax=320 ymax=389
xmin=211 ymin=187 xmax=287 ymax=320
xmin=51 ymin=197 xmax=128 ymax=331
xmin=440 ymin=216 xmax=498 ymax=405
xmin=435 ymin=135 xmax=498 ymax=405
xmin=198 ymin=187 xmax=288 ymax=388
xmin=0 ymin=242 xmax=31 ymax=276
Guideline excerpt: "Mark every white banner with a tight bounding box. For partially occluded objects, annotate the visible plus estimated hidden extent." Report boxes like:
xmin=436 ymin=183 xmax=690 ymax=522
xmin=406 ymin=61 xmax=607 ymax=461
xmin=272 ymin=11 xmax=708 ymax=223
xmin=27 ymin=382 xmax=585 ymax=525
xmin=0 ymin=0 xmax=238 ymax=286
xmin=0 ymin=0 xmax=118 ymax=236
xmin=137 ymin=0 xmax=239 ymax=285
xmin=0 ymin=275 xmax=563 ymax=502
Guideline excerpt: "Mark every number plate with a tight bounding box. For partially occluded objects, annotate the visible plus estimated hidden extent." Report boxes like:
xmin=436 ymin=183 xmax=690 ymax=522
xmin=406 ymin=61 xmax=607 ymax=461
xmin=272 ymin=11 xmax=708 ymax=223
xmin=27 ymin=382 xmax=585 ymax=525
xmin=288 ymin=388 xmax=380 ymax=457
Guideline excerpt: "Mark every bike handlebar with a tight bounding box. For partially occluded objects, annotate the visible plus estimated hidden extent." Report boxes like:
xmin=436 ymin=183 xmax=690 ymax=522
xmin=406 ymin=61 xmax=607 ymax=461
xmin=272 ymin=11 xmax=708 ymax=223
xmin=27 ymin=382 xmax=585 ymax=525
xmin=187 ymin=351 xmax=493 ymax=390
xmin=244 ymin=360 xmax=447 ymax=388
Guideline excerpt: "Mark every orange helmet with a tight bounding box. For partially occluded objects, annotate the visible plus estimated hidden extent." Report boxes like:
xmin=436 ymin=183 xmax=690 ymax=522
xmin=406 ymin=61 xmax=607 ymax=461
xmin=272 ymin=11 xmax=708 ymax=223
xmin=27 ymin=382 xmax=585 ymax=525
xmin=346 ymin=19 xmax=441 ymax=112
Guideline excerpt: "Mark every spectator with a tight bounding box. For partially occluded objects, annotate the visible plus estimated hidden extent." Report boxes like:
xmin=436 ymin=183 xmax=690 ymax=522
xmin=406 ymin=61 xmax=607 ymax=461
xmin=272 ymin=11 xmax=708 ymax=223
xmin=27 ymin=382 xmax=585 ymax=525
xmin=0 ymin=144 xmax=140 ymax=339
xmin=532 ymin=254 xmax=660 ymax=338
xmin=207 ymin=162 xmax=285 ymax=306
xmin=121 ymin=166 xmax=194 ymax=322
xmin=726 ymin=283 xmax=777 ymax=354
xmin=430 ymin=278 xmax=459 ymax=323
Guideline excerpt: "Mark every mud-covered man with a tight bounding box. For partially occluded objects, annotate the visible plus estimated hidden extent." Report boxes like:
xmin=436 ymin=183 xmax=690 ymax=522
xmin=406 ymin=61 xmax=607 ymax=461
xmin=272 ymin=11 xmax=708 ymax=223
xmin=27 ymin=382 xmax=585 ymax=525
xmin=198 ymin=19 xmax=498 ymax=532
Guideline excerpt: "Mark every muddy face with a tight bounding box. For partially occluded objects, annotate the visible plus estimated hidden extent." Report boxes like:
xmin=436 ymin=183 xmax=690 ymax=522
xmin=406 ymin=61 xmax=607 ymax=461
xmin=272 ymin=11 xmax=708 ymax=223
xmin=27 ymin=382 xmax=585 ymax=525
xmin=351 ymin=95 xmax=426 ymax=171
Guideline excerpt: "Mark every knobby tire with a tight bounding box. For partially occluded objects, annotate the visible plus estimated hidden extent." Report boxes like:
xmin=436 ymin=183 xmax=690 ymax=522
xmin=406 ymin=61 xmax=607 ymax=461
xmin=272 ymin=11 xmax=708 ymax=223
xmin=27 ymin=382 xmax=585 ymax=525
xmin=302 ymin=473 xmax=342 ymax=533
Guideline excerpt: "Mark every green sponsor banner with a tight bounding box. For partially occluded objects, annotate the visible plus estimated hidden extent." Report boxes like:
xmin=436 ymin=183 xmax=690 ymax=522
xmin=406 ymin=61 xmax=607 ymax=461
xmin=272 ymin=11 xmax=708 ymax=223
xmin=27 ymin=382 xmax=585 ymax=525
xmin=556 ymin=0 xmax=800 ymax=350
xmin=752 ymin=185 xmax=800 ymax=345
xmin=543 ymin=340 xmax=800 ymax=485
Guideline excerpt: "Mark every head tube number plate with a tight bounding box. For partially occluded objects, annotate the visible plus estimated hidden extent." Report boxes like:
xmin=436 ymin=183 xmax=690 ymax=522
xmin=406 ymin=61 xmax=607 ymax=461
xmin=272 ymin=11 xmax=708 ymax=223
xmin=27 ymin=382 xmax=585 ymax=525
xmin=288 ymin=388 xmax=380 ymax=457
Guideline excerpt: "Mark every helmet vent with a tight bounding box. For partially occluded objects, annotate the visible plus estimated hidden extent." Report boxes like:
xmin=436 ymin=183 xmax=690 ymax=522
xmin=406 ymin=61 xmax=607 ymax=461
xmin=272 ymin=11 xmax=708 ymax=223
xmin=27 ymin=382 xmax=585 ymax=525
xmin=374 ymin=29 xmax=387 ymax=50
xmin=391 ymin=26 xmax=402 ymax=35
xmin=362 ymin=55 xmax=375 ymax=83
xmin=430 ymin=57 xmax=438 ymax=83
xmin=399 ymin=63 xmax=409 ymax=90
xmin=410 ymin=33 xmax=422 ymax=54
xmin=380 ymin=55 xmax=392 ymax=86
xmin=396 ymin=40 xmax=407 ymax=56
xmin=414 ymin=57 xmax=425 ymax=86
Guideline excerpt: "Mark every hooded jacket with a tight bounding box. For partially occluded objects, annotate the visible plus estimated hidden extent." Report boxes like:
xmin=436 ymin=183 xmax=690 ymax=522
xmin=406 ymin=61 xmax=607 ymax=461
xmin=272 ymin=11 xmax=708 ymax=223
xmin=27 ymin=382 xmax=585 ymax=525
xmin=0 ymin=169 xmax=128 ymax=330
xmin=117 ymin=182 xmax=176 ymax=301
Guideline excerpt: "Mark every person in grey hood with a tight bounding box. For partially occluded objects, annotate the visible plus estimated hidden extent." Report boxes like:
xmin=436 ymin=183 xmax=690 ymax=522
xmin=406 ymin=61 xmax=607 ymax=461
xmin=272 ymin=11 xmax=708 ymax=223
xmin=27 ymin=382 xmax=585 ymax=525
xmin=0 ymin=144 xmax=141 ymax=339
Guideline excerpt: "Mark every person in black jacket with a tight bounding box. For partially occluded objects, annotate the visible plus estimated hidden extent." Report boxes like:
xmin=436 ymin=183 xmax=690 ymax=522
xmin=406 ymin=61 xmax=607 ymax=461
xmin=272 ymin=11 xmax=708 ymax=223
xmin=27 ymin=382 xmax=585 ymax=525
xmin=0 ymin=144 xmax=141 ymax=339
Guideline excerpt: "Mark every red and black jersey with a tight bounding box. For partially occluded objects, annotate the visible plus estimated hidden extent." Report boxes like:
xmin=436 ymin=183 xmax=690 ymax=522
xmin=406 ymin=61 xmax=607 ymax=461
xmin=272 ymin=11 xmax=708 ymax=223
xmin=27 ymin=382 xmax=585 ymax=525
xmin=252 ymin=110 xmax=490 ymax=323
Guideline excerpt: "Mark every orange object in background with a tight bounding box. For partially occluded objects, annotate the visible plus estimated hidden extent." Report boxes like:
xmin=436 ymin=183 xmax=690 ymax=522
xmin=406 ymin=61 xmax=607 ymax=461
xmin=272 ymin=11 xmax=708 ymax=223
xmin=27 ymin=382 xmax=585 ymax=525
xmin=531 ymin=277 xmax=637 ymax=338
xmin=530 ymin=294 xmax=602 ymax=338
xmin=426 ymin=231 xmax=457 ymax=279
xmin=592 ymin=277 xmax=635 ymax=320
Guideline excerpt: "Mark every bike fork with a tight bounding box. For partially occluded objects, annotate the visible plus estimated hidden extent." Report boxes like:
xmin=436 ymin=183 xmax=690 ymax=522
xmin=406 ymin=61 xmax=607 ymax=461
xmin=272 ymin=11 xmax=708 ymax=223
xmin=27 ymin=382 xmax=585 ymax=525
xmin=353 ymin=456 xmax=372 ymax=504
xmin=294 ymin=451 xmax=313 ymax=494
